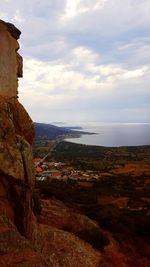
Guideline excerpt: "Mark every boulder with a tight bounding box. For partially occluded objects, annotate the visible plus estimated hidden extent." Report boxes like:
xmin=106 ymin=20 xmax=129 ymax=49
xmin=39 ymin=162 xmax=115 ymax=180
xmin=37 ymin=198 xmax=109 ymax=250
xmin=32 ymin=222 xmax=101 ymax=267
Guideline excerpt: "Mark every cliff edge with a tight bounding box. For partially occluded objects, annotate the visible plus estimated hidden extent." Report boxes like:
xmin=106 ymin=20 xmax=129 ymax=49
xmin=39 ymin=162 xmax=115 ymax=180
xmin=0 ymin=20 xmax=103 ymax=267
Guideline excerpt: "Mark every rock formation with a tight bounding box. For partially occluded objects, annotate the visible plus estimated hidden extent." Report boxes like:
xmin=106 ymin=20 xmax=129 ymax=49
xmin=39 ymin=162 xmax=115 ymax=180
xmin=0 ymin=20 xmax=103 ymax=267
xmin=0 ymin=19 xmax=47 ymax=266
xmin=0 ymin=19 xmax=35 ymax=238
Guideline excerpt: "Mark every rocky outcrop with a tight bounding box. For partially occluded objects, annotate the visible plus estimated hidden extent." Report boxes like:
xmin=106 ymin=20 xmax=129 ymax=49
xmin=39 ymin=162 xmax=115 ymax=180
xmin=0 ymin=19 xmax=35 ymax=238
xmin=37 ymin=198 xmax=109 ymax=250
xmin=32 ymin=222 xmax=101 ymax=267
xmin=0 ymin=19 xmax=42 ymax=266
xmin=0 ymin=214 xmax=46 ymax=267
xmin=0 ymin=20 xmax=103 ymax=267
xmin=0 ymin=20 xmax=20 ymax=98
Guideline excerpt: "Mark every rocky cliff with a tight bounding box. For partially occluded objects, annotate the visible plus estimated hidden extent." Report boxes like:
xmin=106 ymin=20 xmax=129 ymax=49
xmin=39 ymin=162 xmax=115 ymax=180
xmin=0 ymin=19 xmax=43 ymax=266
xmin=0 ymin=20 xmax=103 ymax=267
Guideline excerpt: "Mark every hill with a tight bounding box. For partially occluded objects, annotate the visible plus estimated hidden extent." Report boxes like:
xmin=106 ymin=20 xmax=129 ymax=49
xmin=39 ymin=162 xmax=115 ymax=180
xmin=34 ymin=122 xmax=95 ymax=141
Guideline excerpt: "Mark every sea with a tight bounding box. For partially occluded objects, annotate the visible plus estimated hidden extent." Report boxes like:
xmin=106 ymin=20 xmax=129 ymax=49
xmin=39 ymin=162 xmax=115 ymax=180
xmin=64 ymin=122 xmax=150 ymax=147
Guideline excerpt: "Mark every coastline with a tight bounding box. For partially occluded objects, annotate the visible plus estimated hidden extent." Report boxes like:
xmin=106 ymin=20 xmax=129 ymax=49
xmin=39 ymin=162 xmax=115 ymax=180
xmin=64 ymin=123 xmax=150 ymax=147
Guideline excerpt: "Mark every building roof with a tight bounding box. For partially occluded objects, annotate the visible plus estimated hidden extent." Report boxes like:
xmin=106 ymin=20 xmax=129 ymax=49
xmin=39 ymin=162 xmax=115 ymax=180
xmin=36 ymin=166 xmax=43 ymax=173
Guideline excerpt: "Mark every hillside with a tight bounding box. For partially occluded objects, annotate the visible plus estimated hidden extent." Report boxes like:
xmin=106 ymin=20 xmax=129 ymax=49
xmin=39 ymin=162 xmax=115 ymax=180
xmin=34 ymin=122 xmax=95 ymax=141
xmin=34 ymin=140 xmax=150 ymax=267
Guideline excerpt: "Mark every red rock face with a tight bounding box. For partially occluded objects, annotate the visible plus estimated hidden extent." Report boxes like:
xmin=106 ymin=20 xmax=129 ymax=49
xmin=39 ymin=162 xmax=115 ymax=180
xmin=12 ymin=100 xmax=35 ymax=145
xmin=37 ymin=198 xmax=109 ymax=250
xmin=0 ymin=97 xmax=35 ymax=237
xmin=0 ymin=214 xmax=46 ymax=267
xmin=0 ymin=20 xmax=40 ymax=265
xmin=32 ymin=222 xmax=102 ymax=267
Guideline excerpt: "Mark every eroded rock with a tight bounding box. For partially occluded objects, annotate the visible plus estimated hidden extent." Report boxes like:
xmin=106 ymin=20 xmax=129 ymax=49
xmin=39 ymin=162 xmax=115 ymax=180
xmin=32 ymin=222 xmax=101 ymax=267
xmin=0 ymin=19 xmax=39 ymax=265
xmin=37 ymin=198 xmax=109 ymax=250
xmin=0 ymin=19 xmax=104 ymax=267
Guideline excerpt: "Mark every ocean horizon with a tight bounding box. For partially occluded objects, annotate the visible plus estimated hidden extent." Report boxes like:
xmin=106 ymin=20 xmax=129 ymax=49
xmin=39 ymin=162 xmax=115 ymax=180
xmin=64 ymin=122 xmax=150 ymax=147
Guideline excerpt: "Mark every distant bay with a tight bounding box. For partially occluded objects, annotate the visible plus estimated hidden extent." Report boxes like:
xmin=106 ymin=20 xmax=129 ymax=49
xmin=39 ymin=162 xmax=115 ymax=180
xmin=65 ymin=123 xmax=150 ymax=147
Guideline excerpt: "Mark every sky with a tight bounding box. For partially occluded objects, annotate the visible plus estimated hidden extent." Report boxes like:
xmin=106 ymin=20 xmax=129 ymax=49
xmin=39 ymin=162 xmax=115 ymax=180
xmin=0 ymin=0 xmax=150 ymax=124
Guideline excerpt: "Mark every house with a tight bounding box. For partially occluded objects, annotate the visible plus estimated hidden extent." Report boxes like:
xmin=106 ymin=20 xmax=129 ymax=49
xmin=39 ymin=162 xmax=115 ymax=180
xmin=51 ymin=172 xmax=62 ymax=178
xmin=36 ymin=166 xmax=43 ymax=173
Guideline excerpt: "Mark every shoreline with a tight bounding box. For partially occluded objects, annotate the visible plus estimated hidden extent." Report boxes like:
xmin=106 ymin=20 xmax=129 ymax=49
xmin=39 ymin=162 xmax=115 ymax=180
xmin=63 ymin=139 xmax=150 ymax=148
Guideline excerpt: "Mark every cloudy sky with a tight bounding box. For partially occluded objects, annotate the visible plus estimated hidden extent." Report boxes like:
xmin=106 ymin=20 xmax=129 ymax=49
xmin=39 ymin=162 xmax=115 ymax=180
xmin=1 ymin=0 xmax=150 ymax=123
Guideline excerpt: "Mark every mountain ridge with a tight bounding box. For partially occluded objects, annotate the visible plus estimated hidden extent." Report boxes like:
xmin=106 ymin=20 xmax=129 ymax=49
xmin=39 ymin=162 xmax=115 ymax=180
xmin=34 ymin=122 xmax=95 ymax=140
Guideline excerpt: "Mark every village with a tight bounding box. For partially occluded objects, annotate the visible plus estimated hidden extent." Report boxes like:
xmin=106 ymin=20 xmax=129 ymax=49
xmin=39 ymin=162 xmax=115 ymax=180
xmin=33 ymin=143 xmax=150 ymax=215
xmin=34 ymin=157 xmax=100 ymax=183
xmin=34 ymin=156 xmax=150 ymax=214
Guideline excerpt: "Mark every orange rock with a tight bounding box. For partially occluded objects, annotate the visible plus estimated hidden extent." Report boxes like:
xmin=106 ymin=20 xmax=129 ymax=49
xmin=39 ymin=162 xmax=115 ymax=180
xmin=0 ymin=19 xmax=103 ymax=267
xmin=32 ymin=222 xmax=101 ymax=267
xmin=37 ymin=198 xmax=109 ymax=250
xmin=12 ymin=100 xmax=35 ymax=145
xmin=0 ymin=214 xmax=46 ymax=267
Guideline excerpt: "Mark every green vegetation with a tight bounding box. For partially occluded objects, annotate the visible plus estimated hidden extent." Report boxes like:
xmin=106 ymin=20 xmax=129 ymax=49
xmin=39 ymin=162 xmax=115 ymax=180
xmin=55 ymin=141 xmax=150 ymax=161
xmin=33 ymin=143 xmax=50 ymax=158
xmin=34 ymin=139 xmax=150 ymax=257
xmin=54 ymin=141 xmax=150 ymax=171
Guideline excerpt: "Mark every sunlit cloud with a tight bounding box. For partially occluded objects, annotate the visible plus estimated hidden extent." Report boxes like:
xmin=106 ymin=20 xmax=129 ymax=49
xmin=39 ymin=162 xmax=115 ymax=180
xmin=62 ymin=0 xmax=107 ymax=20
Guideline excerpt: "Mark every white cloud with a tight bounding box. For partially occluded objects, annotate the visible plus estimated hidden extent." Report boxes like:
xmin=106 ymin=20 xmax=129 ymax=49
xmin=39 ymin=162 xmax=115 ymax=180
xmin=18 ymin=43 xmax=150 ymax=122
xmin=11 ymin=9 xmax=24 ymax=23
xmin=62 ymin=0 xmax=107 ymax=21
xmin=61 ymin=0 xmax=150 ymax=40
xmin=1 ymin=0 xmax=150 ymax=122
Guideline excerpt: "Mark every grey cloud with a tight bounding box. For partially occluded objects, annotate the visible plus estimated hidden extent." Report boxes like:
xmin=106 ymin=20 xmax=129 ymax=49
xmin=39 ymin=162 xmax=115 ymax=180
xmin=1 ymin=0 xmax=150 ymax=123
